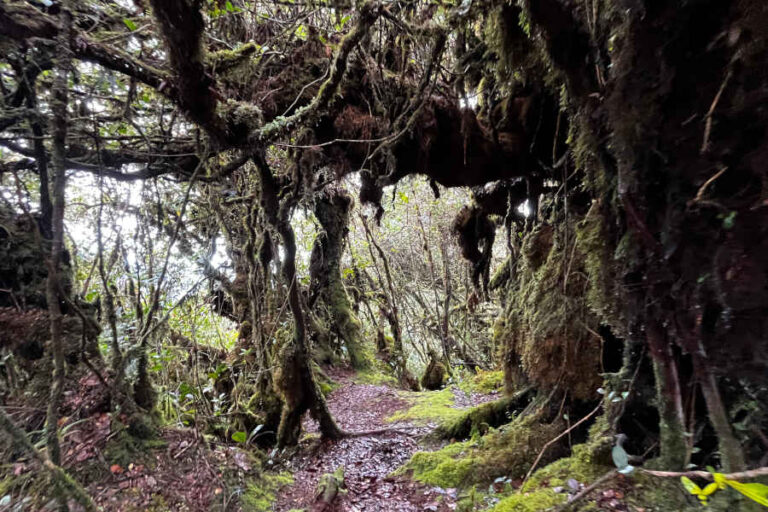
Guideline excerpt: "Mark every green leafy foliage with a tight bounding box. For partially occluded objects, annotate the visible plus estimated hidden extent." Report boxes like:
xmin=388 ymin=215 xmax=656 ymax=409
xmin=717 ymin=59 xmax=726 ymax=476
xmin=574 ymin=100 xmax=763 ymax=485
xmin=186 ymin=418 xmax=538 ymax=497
xmin=680 ymin=472 xmax=768 ymax=507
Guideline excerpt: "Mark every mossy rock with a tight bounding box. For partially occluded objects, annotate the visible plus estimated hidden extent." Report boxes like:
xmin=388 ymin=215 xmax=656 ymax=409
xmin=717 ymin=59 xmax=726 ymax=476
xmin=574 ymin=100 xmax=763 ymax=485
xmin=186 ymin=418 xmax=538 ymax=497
xmin=104 ymin=418 xmax=166 ymax=468
xmin=126 ymin=412 xmax=158 ymax=440
xmin=421 ymin=360 xmax=447 ymax=391
xmin=241 ymin=472 xmax=294 ymax=512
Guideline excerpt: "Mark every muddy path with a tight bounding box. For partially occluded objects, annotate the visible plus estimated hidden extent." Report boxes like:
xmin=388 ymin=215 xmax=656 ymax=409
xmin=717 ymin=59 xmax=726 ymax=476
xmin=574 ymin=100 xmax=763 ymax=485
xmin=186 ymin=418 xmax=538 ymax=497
xmin=273 ymin=369 xmax=462 ymax=512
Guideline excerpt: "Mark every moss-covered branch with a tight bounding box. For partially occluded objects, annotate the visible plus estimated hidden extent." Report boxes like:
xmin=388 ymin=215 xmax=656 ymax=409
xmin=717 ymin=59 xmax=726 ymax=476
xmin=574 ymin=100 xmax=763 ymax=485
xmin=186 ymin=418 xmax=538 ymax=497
xmin=253 ymin=1 xmax=380 ymax=142
xmin=435 ymin=385 xmax=534 ymax=439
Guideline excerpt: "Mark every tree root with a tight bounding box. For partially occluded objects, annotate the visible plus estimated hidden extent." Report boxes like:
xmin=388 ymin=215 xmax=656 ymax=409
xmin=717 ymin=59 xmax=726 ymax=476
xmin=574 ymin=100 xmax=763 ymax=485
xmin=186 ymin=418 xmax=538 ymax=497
xmin=434 ymin=385 xmax=535 ymax=440
xmin=341 ymin=426 xmax=423 ymax=438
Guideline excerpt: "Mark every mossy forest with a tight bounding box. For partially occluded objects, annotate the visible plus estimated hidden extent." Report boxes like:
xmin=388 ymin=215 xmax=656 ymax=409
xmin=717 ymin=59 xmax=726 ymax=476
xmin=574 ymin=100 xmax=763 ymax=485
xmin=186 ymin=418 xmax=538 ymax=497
xmin=1 ymin=0 xmax=767 ymax=510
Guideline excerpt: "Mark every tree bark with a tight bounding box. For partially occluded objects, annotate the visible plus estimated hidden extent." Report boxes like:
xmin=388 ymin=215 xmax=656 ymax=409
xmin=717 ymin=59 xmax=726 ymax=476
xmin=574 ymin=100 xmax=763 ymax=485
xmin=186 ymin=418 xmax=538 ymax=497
xmin=43 ymin=4 xmax=73 ymax=510
xmin=646 ymin=324 xmax=687 ymax=470
xmin=44 ymin=0 xmax=73 ymax=470
xmin=694 ymin=354 xmax=746 ymax=473
xmin=254 ymin=154 xmax=343 ymax=447
xmin=310 ymin=188 xmax=368 ymax=369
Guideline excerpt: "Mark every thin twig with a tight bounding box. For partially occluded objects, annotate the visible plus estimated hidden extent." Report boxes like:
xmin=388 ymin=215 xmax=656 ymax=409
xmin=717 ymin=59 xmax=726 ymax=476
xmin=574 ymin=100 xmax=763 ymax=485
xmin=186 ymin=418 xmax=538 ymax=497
xmin=689 ymin=166 xmax=728 ymax=205
xmin=701 ymin=69 xmax=732 ymax=154
xmin=640 ymin=466 xmax=768 ymax=480
xmin=522 ymin=401 xmax=603 ymax=486
xmin=554 ymin=470 xmax=618 ymax=511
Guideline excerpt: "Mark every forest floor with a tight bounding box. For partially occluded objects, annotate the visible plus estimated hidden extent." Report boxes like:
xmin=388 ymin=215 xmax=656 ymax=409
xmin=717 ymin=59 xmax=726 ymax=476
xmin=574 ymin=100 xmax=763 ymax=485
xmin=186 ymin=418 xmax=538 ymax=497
xmin=273 ymin=367 xmax=496 ymax=512
xmin=3 ymin=367 xmax=498 ymax=511
xmin=5 ymin=368 xmax=643 ymax=511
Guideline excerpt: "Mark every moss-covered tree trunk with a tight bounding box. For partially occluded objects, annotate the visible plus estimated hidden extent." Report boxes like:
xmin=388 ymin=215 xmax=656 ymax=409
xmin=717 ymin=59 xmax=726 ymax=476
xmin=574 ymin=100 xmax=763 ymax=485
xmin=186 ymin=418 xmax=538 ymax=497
xmin=255 ymin=154 xmax=343 ymax=447
xmin=43 ymin=6 xmax=73 ymax=509
xmin=522 ymin=0 xmax=768 ymax=470
xmin=694 ymin=354 xmax=746 ymax=473
xmin=647 ymin=325 xmax=687 ymax=469
xmin=309 ymin=188 xmax=368 ymax=369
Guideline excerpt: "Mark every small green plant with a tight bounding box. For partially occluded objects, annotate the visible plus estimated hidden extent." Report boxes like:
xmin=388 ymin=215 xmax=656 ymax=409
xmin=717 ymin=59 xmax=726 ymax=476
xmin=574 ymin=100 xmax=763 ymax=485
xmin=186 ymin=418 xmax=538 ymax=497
xmin=681 ymin=471 xmax=768 ymax=507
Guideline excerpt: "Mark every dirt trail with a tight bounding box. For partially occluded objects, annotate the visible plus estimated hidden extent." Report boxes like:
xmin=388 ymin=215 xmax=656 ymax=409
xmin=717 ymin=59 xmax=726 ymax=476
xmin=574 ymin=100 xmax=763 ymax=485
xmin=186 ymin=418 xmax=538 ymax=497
xmin=274 ymin=369 xmax=459 ymax=512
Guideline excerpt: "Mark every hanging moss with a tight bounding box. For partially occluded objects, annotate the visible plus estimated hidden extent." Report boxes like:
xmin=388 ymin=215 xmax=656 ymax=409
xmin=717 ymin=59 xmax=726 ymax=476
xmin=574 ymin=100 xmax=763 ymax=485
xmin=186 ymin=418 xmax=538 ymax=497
xmin=496 ymin=220 xmax=603 ymax=400
xmin=575 ymin=201 xmax=625 ymax=331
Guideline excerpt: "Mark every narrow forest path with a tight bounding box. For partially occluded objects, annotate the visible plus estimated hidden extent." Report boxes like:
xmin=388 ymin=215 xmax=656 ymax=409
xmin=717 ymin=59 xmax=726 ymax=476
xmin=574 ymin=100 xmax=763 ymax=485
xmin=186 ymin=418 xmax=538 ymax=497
xmin=274 ymin=368 xmax=466 ymax=512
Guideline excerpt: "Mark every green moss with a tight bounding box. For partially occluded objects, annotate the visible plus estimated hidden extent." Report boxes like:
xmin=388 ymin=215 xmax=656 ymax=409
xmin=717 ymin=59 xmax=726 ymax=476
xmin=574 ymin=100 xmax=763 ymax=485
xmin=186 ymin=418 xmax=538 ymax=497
xmin=625 ymin=473 xmax=701 ymax=512
xmin=71 ymin=459 xmax=111 ymax=486
xmin=396 ymin=441 xmax=475 ymax=487
xmin=420 ymin=358 xmax=447 ymax=390
xmin=469 ymin=370 xmax=505 ymax=394
xmin=103 ymin=420 xmax=167 ymax=468
xmin=575 ymin=201 xmax=626 ymax=333
xmin=491 ymin=488 xmax=564 ymax=512
xmin=522 ymin=444 xmax=610 ymax=493
xmin=312 ymin=364 xmax=339 ymax=398
xmin=400 ymin=415 xmax=566 ymax=489
xmin=208 ymin=42 xmax=257 ymax=69
xmin=387 ymin=388 xmax=464 ymax=424
xmin=436 ymin=389 xmax=533 ymax=440
xmin=327 ymin=279 xmax=370 ymax=370
xmin=497 ymin=219 xmax=603 ymax=400
xmin=241 ymin=472 xmax=294 ymax=512
xmin=354 ymin=369 xmax=397 ymax=386
xmin=146 ymin=494 xmax=170 ymax=512
xmin=446 ymin=442 xmax=608 ymax=512
xmin=318 ymin=378 xmax=337 ymax=397
xmin=316 ymin=465 xmax=345 ymax=503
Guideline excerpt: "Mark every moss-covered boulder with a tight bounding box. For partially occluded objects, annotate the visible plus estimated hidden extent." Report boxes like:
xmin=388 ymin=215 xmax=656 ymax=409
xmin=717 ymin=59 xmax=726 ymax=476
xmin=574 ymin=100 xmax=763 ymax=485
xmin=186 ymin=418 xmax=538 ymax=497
xmin=421 ymin=350 xmax=447 ymax=390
